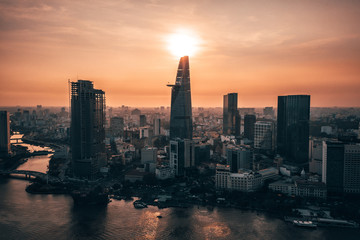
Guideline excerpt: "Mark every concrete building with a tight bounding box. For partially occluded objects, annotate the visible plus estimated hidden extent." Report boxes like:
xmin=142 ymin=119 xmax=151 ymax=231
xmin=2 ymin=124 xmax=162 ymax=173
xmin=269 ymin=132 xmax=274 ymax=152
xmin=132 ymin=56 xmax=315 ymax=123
xmin=223 ymin=93 xmax=240 ymax=136
xmin=153 ymin=118 xmax=161 ymax=136
xmin=269 ymin=179 xmax=326 ymax=199
xmin=258 ymin=167 xmax=279 ymax=182
xmin=70 ymin=80 xmax=106 ymax=179
xmin=244 ymin=114 xmax=256 ymax=141
xmin=139 ymin=114 xmax=147 ymax=127
xmin=141 ymin=147 xmax=157 ymax=164
xmin=215 ymin=164 xmax=231 ymax=189
xmin=169 ymin=138 xmax=194 ymax=176
xmin=343 ymin=144 xmax=360 ymax=194
xmin=228 ymin=171 xmax=263 ymax=192
xmin=226 ymin=145 xmax=252 ymax=172
xmin=309 ymin=139 xmax=323 ymax=175
xmin=254 ymin=121 xmax=275 ymax=151
xmin=0 ymin=111 xmax=11 ymax=157
xmin=110 ymin=117 xmax=124 ymax=137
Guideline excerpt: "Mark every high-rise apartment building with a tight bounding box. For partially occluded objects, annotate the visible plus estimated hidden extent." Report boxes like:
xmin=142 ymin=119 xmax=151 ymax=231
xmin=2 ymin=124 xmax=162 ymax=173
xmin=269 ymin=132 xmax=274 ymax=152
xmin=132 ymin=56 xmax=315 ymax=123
xmin=139 ymin=115 xmax=147 ymax=127
xmin=277 ymin=95 xmax=310 ymax=167
xmin=153 ymin=118 xmax=161 ymax=136
xmin=344 ymin=144 xmax=360 ymax=194
xmin=223 ymin=93 xmax=240 ymax=136
xmin=168 ymin=56 xmax=192 ymax=140
xmin=169 ymin=138 xmax=194 ymax=176
xmin=70 ymin=80 xmax=106 ymax=179
xmin=226 ymin=145 xmax=252 ymax=172
xmin=254 ymin=121 xmax=275 ymax=151
xmin=110 ymin=117 xmax=124 ymax=137
xmin=244 ymin=114 xmax=256 ymax=141
xmin=0 ymin=111 xmax=11 ymax=157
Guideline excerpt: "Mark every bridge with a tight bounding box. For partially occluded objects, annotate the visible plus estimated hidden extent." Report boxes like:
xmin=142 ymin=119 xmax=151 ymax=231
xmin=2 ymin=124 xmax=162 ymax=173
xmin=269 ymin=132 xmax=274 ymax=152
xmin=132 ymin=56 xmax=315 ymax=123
xmin=0 ymin=170 xmax=47 ymax=181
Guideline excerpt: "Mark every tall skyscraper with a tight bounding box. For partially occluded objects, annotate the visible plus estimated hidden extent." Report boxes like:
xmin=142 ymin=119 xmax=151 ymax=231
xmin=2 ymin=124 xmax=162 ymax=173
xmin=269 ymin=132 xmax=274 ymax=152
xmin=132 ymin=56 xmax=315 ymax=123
xmin=244 ymin=114 xmax=256 ymax=141
xmin=277 ymin=95 xmax=310 ymax=167
xmin=322 ymin=141 xmax=344 ymax=194
xmin=0 ymin=111 xmax=11 ymax=157
xmin=168 ymin=56 xmax=192 ymax=140
xmin=153 ymin=118 xmax=161 ymax=136
xmin=70 ymin=80 xmax=106 ymax=179
xmin=223 ymin=93 xmax=240 ymax=136
xmin=343 ymin=144 xmax=360 ymax=194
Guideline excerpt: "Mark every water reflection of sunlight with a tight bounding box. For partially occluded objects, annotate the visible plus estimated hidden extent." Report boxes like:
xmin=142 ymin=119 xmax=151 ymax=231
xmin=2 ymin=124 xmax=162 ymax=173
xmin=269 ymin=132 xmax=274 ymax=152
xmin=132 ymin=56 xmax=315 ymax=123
xmin=204 ymin=223 xmax=231 ymax=239
xmin=136 ymin=211 xmax=160 ymax=240
xmin=195 ymin=208 xmax=231 ymax=239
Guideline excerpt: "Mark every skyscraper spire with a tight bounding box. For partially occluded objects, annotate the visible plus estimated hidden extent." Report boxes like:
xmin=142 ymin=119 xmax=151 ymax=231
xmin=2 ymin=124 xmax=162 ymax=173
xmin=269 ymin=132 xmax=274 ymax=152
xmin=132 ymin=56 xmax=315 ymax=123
xmin=168 ymin=56 xmax=192 ymax=140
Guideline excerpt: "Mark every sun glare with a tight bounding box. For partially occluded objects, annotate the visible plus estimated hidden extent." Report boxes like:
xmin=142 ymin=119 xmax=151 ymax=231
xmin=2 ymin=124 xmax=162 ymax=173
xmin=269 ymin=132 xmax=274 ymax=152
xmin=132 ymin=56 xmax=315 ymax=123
xmin=167 ymin=31 xmax=199 ymax=58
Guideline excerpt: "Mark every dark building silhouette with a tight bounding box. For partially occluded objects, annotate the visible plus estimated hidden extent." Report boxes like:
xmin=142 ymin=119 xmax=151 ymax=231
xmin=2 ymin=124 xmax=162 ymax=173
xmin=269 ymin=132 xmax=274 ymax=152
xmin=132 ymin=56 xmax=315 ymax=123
xmin=263 ymin=107 xmax=274 ymax=117
xmin=323 ymin=141 xmax=344 ymax=194
xmin=70 ymin=80 xmax=106 ymax=179
xmin=110 ymin=116 xmax=124 ymax=137
xmin=0 ymin=111 xmax=10 ymax=157
xmin=170 ymin=138 xmax=194 ymax=176
xmin=244 ymin=114 xmax=256 ymax=141
xmin=277 ymin=95 xmax=310 ymax=167
xmin=153 ymin=118 xmax=161 ymax=136
xmin=139 ymin=114 xmax=146 ymax=127
xmin=223 ymin=93 xmax=240 ymax=136
xmin=168 ymin=56 xmax=192 ymax=140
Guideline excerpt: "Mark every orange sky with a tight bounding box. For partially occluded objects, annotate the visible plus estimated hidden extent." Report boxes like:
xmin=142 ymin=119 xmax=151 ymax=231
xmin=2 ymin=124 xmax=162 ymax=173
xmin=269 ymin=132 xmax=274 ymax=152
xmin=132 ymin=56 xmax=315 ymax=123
xmin=1 ymin=0 xmax=360 ymax=107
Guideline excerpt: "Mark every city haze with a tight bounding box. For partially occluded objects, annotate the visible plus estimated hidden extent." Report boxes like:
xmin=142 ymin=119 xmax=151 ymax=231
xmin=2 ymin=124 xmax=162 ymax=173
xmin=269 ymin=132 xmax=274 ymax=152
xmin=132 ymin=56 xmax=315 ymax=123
xmin=1 ymin=0 xmax=360 ymax=107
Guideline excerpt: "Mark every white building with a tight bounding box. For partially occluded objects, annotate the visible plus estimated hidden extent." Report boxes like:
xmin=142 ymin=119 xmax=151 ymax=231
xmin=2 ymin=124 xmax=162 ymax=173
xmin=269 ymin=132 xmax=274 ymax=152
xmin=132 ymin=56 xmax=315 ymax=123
xmin=215 ymin=164 xmax=231 ymax=189
xmin=228 ymin=172 xmax=263 ymax=192
xmin=269 ymin=179 xmax=327 ymax=199
xmin=215 ymin=164 xmax=263 ymax=192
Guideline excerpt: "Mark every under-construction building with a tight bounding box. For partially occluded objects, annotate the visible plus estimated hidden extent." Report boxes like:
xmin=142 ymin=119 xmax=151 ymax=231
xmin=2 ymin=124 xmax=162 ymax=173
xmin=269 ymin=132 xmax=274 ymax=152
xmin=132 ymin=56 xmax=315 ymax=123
xmin=70 ymin=80 xmax=106 ymax=179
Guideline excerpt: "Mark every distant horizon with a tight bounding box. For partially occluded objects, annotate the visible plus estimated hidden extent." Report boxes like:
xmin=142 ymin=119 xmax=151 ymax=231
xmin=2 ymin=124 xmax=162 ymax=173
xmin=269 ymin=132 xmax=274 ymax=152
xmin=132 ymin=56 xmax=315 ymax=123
xmin=1 ymin=105 xmax=360 ymax=109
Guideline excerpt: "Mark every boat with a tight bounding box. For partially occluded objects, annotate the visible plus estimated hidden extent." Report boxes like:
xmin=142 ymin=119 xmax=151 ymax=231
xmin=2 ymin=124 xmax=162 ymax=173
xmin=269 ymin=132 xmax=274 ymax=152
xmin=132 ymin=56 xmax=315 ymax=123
xmin=316 ymin=218 xmax=359 ymax=228
xmin=133 ymin=200 xmax=148 ymax=209
xmin=293 ymin=220 xmax=317 ymax=228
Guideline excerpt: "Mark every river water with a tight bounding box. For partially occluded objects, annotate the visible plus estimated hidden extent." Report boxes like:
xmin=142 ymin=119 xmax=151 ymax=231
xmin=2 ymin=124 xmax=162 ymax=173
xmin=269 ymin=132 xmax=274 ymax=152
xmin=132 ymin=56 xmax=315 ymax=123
xmin=0 ymin=138 xmax=359 ymax=240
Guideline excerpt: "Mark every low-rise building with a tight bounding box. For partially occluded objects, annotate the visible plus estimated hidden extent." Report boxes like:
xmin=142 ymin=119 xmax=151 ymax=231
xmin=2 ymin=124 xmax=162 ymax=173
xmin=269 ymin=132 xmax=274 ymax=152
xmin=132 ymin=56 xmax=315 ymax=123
xmin=269 ymin=178 xmax=327 ymax=199
xmin=155 ymin=166 xmax=174 ymax=180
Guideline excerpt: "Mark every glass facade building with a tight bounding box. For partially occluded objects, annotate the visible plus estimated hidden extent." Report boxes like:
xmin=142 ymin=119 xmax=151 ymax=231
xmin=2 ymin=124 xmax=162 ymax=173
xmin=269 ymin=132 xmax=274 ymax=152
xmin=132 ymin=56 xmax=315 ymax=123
xmin=277 ymin=95 xmax=310 ymax=167
xmin=168 ymin=56 xmax=193 ymax=140
xmin=223 ymin=93 xmax=240 ymax=136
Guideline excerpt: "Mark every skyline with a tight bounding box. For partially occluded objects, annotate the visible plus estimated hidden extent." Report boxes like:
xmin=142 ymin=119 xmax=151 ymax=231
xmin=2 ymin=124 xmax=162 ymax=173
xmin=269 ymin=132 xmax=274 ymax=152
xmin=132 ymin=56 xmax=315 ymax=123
xmin=1 ymin=0 xmax=360 ymax=108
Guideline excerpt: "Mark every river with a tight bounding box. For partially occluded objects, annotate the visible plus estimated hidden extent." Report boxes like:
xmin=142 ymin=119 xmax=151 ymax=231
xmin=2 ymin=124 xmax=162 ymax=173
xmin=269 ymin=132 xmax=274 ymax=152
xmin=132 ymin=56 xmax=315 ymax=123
xmin=0 ymin=137 xmax=359 ymax=240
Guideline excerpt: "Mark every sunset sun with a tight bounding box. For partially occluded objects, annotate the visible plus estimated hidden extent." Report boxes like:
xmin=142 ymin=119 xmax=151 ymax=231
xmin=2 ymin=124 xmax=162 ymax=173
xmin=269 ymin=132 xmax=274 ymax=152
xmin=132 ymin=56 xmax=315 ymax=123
xmin=166 ymin=31 xmax=200 ymax=58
